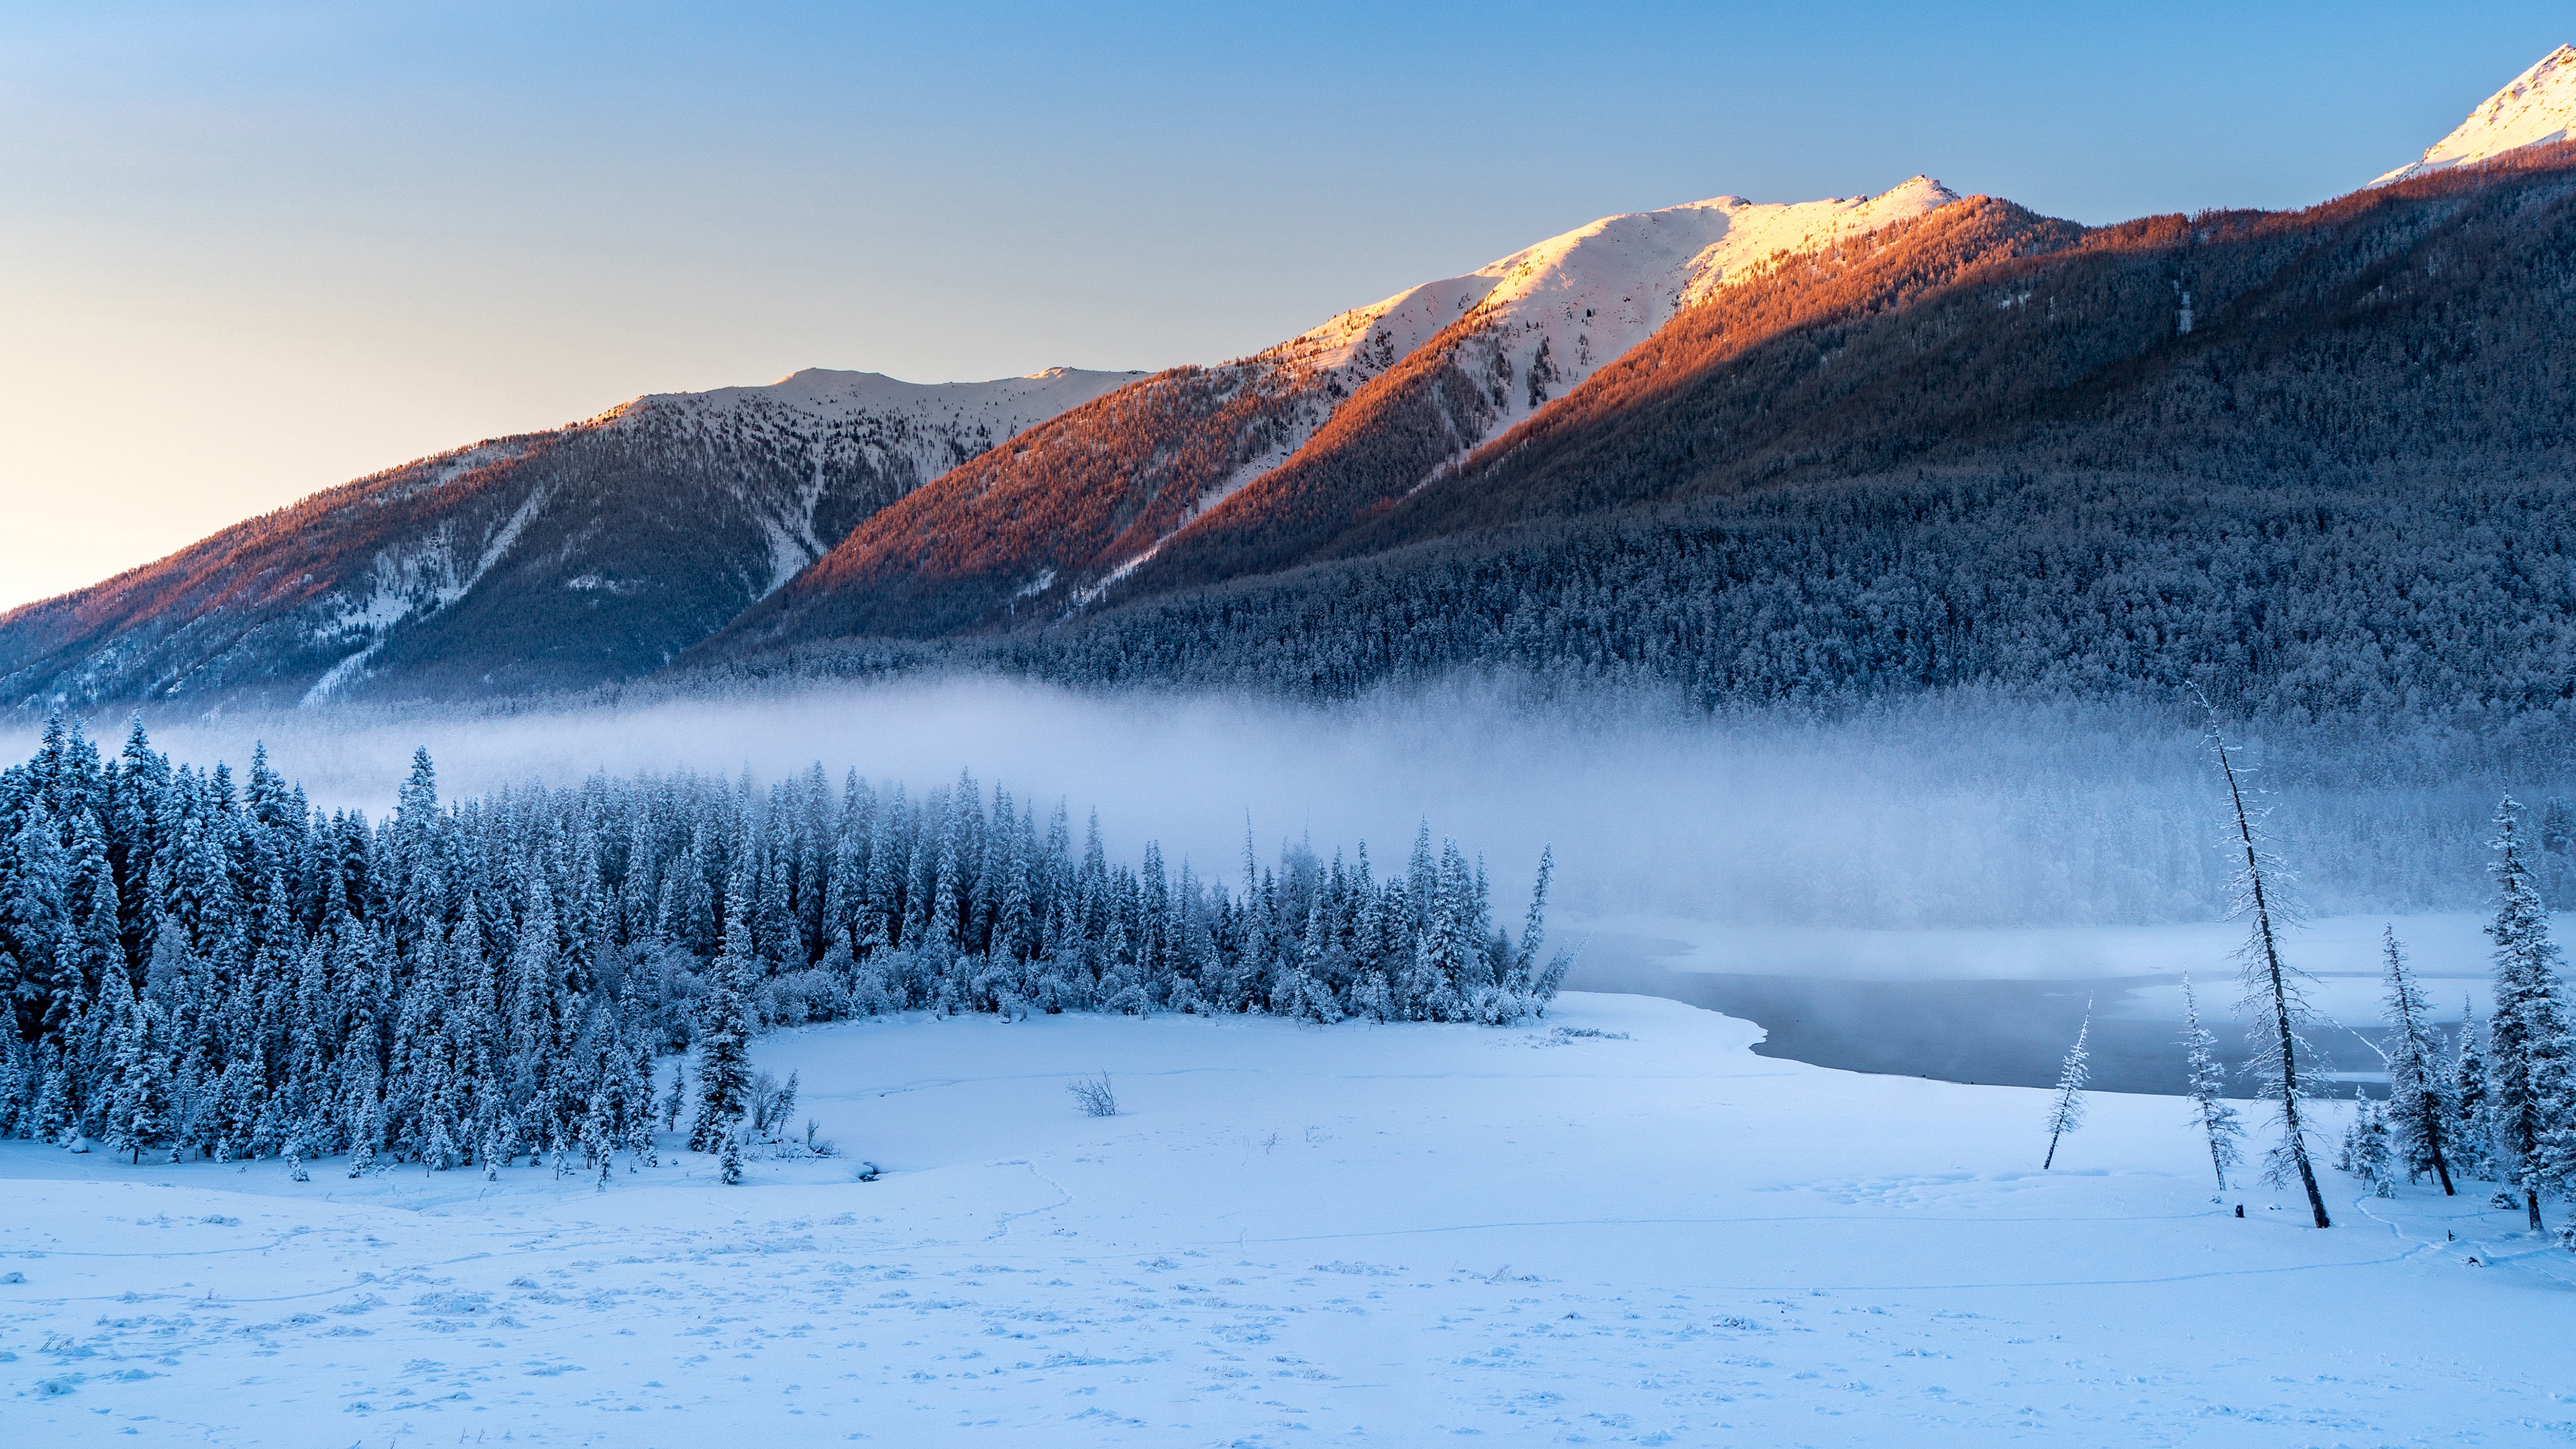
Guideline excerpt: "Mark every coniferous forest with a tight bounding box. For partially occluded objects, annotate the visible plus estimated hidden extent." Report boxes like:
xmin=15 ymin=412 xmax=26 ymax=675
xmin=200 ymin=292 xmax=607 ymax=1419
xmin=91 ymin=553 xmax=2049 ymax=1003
xmin=0 ymin=716 xmax=1566 ymax=1169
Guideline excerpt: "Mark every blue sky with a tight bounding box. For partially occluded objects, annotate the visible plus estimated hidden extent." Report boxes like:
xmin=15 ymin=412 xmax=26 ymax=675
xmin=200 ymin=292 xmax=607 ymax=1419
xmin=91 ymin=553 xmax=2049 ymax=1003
xmin=1 ymin=2 xmax=2564 ymax=607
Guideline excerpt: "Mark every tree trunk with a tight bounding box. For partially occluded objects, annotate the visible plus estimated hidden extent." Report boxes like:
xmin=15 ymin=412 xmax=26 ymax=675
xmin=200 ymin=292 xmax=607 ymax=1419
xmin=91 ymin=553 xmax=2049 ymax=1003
xmin=2215 ymin=720 xmax=2330 ymax=1229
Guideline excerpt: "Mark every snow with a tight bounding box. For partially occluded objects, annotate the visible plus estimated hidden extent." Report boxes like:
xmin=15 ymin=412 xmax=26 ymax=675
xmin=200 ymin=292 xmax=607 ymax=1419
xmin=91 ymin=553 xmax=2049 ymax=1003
xmin=1079 ymin=178 xmax=1960 ymax=598
xmin=2376 ymin=44 xmax=2576 ymax=184
xmin=1275 ymin=176 xmax=1958 ymax=420
xmin=640 ymin=366 xmax=1145 ymax=438
xmin=300 ymin=486 xmax=555 ymax=706
xmin=284 ymin=366 xmax=1141 ymax=692
xmin=6 ymin=992 xmax=2566 ymax=1446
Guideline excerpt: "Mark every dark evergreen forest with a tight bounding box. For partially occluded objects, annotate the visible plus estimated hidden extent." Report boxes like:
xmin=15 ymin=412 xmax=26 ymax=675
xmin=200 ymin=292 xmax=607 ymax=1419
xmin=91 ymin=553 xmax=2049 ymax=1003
xmin=721 ymin=464 xmax=2576 ymax=756
xmin=0 ymin=718 xmax=1563 ymax=1167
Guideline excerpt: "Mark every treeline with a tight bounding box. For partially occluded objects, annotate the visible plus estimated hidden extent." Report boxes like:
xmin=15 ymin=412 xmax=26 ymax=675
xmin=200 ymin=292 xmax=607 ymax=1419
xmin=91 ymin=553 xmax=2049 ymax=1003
xmin=0 ymin=718 xmax=1565 ymax=1169
xmin=942 ymin=464 xmax=2576 ymax=741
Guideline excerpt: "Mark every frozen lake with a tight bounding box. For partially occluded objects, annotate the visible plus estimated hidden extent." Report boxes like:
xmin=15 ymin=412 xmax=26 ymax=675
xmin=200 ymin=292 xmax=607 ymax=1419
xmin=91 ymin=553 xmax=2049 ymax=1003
xmin=1564 ymin=912 xmax=2503 ymax=1095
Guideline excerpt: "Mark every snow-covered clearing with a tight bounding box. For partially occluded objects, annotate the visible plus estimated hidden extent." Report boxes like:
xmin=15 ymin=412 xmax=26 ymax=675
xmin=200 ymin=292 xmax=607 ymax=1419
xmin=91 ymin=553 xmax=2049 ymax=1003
xmin=4 ymin=993 xmax=2569 ymax=1446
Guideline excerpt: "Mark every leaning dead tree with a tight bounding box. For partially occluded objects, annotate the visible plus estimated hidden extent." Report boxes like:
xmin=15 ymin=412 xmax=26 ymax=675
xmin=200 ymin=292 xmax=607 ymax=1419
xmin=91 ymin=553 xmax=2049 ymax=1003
xmin=2202 ymin=703 xmax=2331 ymax=1228
xmin=2043 ymin=1001 xmax=2092 ymax=1170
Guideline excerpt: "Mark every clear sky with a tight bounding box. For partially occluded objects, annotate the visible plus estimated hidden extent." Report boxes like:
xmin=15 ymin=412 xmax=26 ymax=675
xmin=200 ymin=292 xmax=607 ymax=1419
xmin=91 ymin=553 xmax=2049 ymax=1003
xmin=1 ymin=2 xmax=2565 ymax=611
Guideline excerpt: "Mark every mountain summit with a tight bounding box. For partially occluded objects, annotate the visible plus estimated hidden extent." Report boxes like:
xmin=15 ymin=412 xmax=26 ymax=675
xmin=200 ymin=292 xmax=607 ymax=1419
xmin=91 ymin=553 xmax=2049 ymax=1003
xmin=2376 ymin=44 xmax=2576 ymax=184
xmin=712 ymin=177 xmax=1961 ymax=645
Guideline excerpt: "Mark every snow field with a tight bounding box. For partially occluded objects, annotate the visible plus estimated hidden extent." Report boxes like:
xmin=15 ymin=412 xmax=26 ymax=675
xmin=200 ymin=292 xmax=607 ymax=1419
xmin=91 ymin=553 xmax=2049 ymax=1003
xmin=3 ymin=991 xmax=2571 ymax=1446
xmin=2377 ymin=44 xmax=2576 ymax=184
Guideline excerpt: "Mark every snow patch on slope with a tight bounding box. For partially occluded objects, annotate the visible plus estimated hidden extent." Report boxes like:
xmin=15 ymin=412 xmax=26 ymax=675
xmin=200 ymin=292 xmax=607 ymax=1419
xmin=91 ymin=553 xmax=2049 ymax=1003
xmin=637 ymin=366 xmax=1145 ymax=492
xmin=303 ymin=488 xmax=554 ymax=705
xmin=647 ymin=365 xmax=1142 ymax=429
xmin=1277 ymin=177 xmax=1955 ymax=400
xmin=2376 ymin=44 xmax=2576 ymax=184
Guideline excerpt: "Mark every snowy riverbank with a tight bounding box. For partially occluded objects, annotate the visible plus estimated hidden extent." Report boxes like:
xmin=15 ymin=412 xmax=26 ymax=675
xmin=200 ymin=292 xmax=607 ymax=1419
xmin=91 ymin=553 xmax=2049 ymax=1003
xmin=4 ymin=993 xmax=2570 ymax=1445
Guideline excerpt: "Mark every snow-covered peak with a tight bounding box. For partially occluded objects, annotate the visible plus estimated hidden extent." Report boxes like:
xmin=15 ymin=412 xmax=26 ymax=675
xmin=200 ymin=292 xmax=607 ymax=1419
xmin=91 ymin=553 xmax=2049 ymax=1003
xmin=1269 ymin=178 xmax=1960 ymax=395
xmin=2376 ymin=44 xmax=2576 ymax=185
xmin=634 ymin=365 xmax=1146 ymax=431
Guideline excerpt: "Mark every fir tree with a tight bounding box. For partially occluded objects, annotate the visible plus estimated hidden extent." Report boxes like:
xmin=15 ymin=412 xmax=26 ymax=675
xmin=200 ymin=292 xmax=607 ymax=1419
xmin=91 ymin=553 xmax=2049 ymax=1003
xmin=2452 ymin=1000 xmax=2494 ymax=1179
xmin=2377 ymin=926 xmax=2455 ymax=1194
xmin=2483 ymin=796 xmax=2572 ymax=1234
xmin=2338 ymin=1096 xmax=2396 ymax=1197
xmin=2181 ymin=973 xmax=2243 ymax=1191
xmin=689 ymin=881 xmax=757 ymax=1152
xmin=0 ymin=726 xmax=1556 ymax=1170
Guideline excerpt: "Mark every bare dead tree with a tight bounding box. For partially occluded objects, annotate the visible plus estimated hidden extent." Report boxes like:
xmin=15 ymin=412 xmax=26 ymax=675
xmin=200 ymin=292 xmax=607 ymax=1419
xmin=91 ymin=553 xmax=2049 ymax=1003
xmin=2203 ymin=700 xmax=2330 ymax=1228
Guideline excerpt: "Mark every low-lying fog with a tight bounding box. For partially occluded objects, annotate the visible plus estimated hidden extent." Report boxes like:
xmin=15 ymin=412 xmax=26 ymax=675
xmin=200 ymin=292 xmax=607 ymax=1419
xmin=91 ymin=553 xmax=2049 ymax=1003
xmin=13 ymin=676 xmax=2557 ymax=1092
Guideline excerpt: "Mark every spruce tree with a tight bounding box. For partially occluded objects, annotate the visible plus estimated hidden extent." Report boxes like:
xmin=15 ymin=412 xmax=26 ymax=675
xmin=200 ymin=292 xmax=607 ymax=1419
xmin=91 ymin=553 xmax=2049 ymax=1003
xmin=2377 ymin=926 xmax=2455 ymax=1193
xmin=2181 ymin=973 xmax=2243 ymax=1190
xmin=2452 ymin=1000 xmax=2494 ymax=1179
xmin=689 ymin=880 xmax=756 ymax=1152
xmin=2483 ymin=796 xmax=2572 ymax=1234
xmin=0 ymin=727 xmax=1556 ymax=1168
xmin=2339 ymin=1097 xmax=2396 ymax=1197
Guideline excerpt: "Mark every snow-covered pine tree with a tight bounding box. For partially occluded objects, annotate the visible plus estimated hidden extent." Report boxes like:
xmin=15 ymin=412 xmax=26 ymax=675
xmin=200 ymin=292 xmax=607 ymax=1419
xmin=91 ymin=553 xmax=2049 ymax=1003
xmin=2377 ymin=926 xmax=2455 ymax=1194
xmin=689 ymin=879 xmax=757 ymax=1152
xmin=2483 ymin=795 xmax=2573 ymax=1234
xmin=2204 ymin=706 xmax=2331 ymax=1228
xmin=0 ymin=722 xmax=1561 ymax=1169
xmin=2043 ymin=1002 xmax=2090 ymax=1170
xmin=2339 ymin=1096 xmax=2396 ymax=1197
xmin=2452 ymin=999 xmax=2494 ymax=1179
xmin=2181 ymin=973 xmax=2243 ymax=1190
xmin=346 ymin=1100 xmax=378 ymax=1178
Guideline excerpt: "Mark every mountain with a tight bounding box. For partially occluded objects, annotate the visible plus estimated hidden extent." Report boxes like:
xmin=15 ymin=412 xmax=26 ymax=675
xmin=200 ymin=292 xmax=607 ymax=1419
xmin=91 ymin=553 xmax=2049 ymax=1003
xmin=708 ymin=178 xmax=1960 ymax=646
xmin=17 ymin=46 xmax=2576 ymax=731
xmin=2375 ymin=43 xmax=2576 ymax=184
xmin=984 ymin=143 xmax=2576 ymax=731
xmin=700 ymin=49 xmax=2576 ymax=741
xmin=0 ymin=366 xmax=1138 ymax=710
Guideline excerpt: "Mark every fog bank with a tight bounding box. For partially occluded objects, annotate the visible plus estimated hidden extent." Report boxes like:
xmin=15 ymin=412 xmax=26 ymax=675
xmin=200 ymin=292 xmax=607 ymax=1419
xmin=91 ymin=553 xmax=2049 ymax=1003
xmin=5 ymin=676 xmax=2545 ymax=935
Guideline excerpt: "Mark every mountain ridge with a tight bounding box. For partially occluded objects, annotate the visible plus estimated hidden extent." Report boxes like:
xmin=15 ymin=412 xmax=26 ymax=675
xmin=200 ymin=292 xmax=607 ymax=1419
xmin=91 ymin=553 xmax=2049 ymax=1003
xmin=0 ymin=365 xmax=1139 ymax=710
xmin=11 ymin=46 xmax=2576 ymax=719
xmin=708 ymin=177 xmax=1963 ymax=648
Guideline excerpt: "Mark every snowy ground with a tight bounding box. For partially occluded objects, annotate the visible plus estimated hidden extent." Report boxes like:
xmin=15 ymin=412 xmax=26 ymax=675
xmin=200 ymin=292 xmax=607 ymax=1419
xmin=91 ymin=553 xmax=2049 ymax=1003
xmin=4 ymin=993 xmax=2571 ymax=1446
